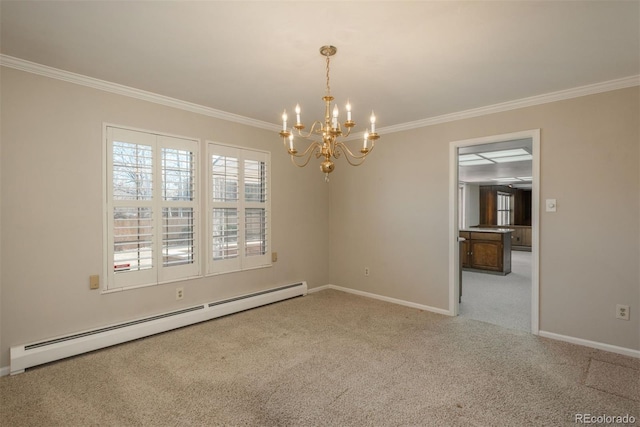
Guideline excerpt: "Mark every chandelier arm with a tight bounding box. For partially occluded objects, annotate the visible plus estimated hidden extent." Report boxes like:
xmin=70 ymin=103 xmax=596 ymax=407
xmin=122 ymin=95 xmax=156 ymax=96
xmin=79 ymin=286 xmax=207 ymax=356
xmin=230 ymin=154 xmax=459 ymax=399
xmin=288 ymin=141 xmax=322 ymax=168
xmin=334 ymin=142 xmax=376 ymax=166
xmin=295 ymin=121 xmax=325 ymax=139
xmin=290 ymin=155 xmax=313 ymax=169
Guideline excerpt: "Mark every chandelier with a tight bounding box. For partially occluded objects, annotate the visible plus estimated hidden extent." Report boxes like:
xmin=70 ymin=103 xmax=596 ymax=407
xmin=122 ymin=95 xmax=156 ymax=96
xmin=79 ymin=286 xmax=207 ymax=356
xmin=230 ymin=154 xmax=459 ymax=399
xmin=279 ymin=45 xmax=380 ymax=182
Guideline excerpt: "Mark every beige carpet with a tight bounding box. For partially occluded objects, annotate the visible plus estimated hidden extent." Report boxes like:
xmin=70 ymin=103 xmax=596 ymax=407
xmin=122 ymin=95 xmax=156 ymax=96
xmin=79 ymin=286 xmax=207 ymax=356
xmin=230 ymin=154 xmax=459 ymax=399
xmin=1 ymin=289 xmax=638 ymax=426
xmin=459 ymin=251 xmax=531 ymax=332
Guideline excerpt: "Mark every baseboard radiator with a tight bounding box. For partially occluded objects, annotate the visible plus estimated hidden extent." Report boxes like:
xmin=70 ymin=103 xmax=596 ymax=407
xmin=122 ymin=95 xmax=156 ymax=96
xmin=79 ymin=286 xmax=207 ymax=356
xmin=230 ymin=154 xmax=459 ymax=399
xmin=10 ymin=282 xmax=307 ymax=375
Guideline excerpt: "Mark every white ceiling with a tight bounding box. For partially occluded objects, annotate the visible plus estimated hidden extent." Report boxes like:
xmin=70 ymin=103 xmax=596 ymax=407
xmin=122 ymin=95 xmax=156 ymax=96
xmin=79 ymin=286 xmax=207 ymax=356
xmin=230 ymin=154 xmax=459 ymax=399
xmin=1 ymin=1 xmax=639 ymax=133
xmin=459 ymin=139 xmax=533 ymax=188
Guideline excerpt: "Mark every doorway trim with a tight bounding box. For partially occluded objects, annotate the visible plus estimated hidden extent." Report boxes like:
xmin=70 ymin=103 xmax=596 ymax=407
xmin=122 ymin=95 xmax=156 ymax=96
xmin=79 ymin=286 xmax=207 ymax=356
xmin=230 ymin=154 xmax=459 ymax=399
xmin=448 ymin=129 xmax=540 ymax=334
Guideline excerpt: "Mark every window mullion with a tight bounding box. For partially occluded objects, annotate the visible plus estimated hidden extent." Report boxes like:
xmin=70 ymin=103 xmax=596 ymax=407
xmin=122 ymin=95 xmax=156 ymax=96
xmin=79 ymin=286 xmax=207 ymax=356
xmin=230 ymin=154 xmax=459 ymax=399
xmin=153 ymin=136 xmax=162 ymax=280
xmin=238 ymin=150 xmax=246 ymax=264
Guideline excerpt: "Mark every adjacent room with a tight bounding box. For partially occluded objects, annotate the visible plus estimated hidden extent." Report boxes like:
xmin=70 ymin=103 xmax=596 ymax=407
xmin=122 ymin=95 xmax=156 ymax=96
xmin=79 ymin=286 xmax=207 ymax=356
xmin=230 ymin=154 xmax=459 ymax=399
xmin=457 ymin=139 xmax=534 ymax=332
xmin=1 ymin=1 xmax=638 ymax=425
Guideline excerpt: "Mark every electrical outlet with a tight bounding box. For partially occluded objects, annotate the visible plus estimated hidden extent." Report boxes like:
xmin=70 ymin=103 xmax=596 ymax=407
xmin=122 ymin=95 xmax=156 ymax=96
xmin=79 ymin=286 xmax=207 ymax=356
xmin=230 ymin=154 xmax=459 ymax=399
xmin=176 ymin=287 xmax=184 ymax=300
xmin=616 ymin=304 xmax=630 ymax=321
xmin=89 ymin=275 xmax=100 ymax=290
xmin=272 ymin=252 xmax=278 ymax=262
xmin=364 ymin=267 xmax=370 ymax=277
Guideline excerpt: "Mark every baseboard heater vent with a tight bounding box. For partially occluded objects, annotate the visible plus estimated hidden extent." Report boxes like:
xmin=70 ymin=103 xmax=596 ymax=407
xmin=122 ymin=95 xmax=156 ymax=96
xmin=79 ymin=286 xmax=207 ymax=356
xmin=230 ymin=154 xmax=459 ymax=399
xmin=10 ymin=282 xmax=307 ymax=375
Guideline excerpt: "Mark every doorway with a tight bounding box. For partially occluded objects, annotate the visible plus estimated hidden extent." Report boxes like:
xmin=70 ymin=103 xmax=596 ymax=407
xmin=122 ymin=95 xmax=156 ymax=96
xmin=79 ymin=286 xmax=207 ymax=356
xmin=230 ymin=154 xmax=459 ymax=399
xmin=449 ymin=130 xmax=540 ymax=334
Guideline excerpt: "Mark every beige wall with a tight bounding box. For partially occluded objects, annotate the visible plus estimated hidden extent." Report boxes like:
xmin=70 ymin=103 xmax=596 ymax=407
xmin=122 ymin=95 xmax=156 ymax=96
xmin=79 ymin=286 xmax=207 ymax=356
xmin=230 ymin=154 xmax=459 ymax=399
xmin=329 ymin=87 xmax=639 ymax=351
xmin=1 ymin=67 xmax=638 ymax=370
xmin=0 ymin=68 xmax=330 ymax=368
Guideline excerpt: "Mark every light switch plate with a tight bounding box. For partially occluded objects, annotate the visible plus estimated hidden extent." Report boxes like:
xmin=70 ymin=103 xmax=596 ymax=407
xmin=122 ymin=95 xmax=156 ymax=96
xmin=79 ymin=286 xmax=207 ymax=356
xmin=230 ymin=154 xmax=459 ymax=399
xmin=546 ymin=199 xmax=557 ymax=212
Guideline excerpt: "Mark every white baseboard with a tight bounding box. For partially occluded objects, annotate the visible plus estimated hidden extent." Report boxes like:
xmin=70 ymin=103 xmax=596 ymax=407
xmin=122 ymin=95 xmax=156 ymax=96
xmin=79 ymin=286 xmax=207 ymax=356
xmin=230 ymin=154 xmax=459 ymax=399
xmin=539 ymin=330 xmax=640 ymax=359
xmin=0 ymin=366 xmax=9 ymax=377
xmin=311 ymin=284 xmax=452 ymax=316
xmin=307 ymin=284 xmax=332 ymax=294
xmin=8 ymin=282 xmax=307 ymax=375
xmin=312 ymin=285 xmax=639 ymax=359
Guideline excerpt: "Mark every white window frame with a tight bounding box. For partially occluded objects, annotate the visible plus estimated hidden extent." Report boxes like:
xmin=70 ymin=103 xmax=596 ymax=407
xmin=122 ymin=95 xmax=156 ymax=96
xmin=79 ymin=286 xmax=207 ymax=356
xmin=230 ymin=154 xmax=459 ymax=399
xmin=458 ymin=184 xmax=466 ymax=229
xmin=206 ymin=141 xmax=271 ymax=275
xmin=104 ymin=125 xmax=200 ymax=291
xmin=497 ymin=191 xmax=513 ymax=226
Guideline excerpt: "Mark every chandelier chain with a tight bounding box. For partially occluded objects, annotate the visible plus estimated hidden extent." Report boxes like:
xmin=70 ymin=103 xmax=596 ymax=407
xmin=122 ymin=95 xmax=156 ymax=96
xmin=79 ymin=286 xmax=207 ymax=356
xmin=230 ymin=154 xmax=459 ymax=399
xmin=325 ymin=55 xmax=331 ymax=95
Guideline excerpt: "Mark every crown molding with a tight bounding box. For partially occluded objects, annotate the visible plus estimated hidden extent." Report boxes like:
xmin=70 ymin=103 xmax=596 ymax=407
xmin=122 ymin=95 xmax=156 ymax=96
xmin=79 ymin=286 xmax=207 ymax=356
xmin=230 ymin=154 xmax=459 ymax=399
xmin=378 ymin=74 xmax=640 ymax=135
xmin=2 ymin=54 xmax=638 ymax=135
xmin=0 ymin=54 xmax=280 ymax=132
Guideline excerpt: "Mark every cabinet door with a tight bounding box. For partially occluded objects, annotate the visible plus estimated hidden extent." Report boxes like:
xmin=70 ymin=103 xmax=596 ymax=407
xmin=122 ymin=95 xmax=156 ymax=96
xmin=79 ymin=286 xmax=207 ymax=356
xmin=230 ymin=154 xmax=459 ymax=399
xmin=511 ymin=228 xmax=523 ymax=246
xmin=522 ymin=227 xmax=532 ymax=247
xmin=470 ymin=241 xmax=503 ymax=271
xmin=461 ymin=240 xmax=471 ymax=268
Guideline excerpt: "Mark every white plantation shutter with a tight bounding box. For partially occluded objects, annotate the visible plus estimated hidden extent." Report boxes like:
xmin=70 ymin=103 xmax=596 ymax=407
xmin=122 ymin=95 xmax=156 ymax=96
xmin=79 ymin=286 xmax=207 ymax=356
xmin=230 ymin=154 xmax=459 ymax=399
xmin=158 ymin=136 xmax=199 ymax=283
xmin=212 ymin=208 xmax=239 ymax=260
xmin=209 ymin=144 xmax=241 ymax=273
xmin=112 ymin=141 xmax=153 ymax=201
xmin=207 ymin=142 xmax=270 ymax=274
xmin=106 ymin=127 xmax=199 ymax=290
xmin=113 ymin=206 xmax=154 ymax=272
xmin=245 ymin=208 xmax=266 ymax=256
xmin=242 ymin=154 xmax=269 ymax=269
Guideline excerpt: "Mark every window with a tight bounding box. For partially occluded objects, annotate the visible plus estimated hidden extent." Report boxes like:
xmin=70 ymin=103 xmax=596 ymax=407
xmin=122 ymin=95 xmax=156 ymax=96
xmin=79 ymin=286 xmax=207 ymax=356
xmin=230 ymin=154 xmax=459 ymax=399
xmin=106 ymin=126 xmax=199 ymax=290
xmin=208 ymin=142 xmax=270 ymax=274
xmin=497 ymin=191 xmax=513 ymax=226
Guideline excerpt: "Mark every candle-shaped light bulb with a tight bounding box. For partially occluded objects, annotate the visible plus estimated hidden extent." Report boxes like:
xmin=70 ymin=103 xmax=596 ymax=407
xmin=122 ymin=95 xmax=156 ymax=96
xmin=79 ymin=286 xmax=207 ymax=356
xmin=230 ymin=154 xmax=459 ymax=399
xmin=282 ymin=110 xmax=287 ymax=131
xmin=370 ymin=111 xmax=376 ymax=134
xmin=346 ymin=100 xmax=352 ymax=122
xmin=288 ymin=133 xmax=294 ymax=151
xmin=363 ymin=131 xmax=369 ymax=150
xmin=295 ymin=104 xmax=301 ymax=125
xmin=332 ymin=104 xmax=339 ymax=128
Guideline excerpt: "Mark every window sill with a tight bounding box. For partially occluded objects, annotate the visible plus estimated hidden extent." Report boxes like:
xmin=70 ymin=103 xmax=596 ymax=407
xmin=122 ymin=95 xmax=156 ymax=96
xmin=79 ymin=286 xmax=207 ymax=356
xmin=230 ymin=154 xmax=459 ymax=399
xmin=101 ymin=273 xmax=204 ymax=294
xmin=206 ymin=263 xmax=273 ymax=277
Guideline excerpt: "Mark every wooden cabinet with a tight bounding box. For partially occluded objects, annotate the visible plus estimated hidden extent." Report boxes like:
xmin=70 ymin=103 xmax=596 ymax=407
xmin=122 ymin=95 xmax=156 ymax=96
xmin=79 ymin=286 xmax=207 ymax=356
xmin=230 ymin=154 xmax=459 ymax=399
xmin=470 ymin=240 xmax=503 ymax=271
xmin=460 ymin=232 xmax=471 ymax=268
xmin=477 ymin=224 xmax=531 ymax=251
xmin=510 ymin=226 xmax=532 ymax=250
xmin=460 ymin=229 xmax=512 ymax=275
xmin=522 ymin=228 xmax=532 ymax=247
